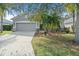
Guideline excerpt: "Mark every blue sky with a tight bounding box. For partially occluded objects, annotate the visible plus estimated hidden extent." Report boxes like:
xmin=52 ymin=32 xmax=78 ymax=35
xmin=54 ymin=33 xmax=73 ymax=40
xmin=5 ymin=3 xmax=28 ymax=21
xmin=5 ymin=3 xmax=68 ymax=21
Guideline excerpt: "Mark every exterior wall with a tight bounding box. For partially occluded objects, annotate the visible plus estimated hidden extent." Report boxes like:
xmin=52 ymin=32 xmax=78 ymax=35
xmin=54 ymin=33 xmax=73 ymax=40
xmin=64 ymin=22 xmax=73 ymax=28
xmin=64 ymin=18 xmax=73 ymax=32
xmin=13 ymin=15 xmax=28 ymax=22
xmin=60 ymin=17 xmax=73 ymax=28
xmin=0 ymin=24 xmax=1 ymax=30
xmin=60 ymin=17 xmax=74 ymax=32
xmin=12 ymin=20 xmax=16 ymax=31
xmin=60 ymin=20 xmax=65 ymax=29
xmin=13 ymin=22 xmax=39 ymax=31
xmin=64 ymin=17 xmax=73 ymax=28
xmin=12 ymin=14 xmax=39 ymax=31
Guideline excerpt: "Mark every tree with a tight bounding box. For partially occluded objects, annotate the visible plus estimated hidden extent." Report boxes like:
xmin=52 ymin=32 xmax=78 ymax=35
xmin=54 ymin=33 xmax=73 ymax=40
xmin=64 ymin=3 xmax=79 ymax=43
xmin=65 ymin=3 xmax=77 ymax=32
xmin=75 ymin=4 xmax=79 ymax=43
xmin=29 ymin=4 xmax=64 ymax=29
xmin=42 ymin=13 xmax=61 ymax=32
xmin=0 ymin=4 xmax=10 ymax=33
xmin=0 ymin=3 xmax=27 ymax=33
xmin=28 ymin=4 xmax=49 ymax=31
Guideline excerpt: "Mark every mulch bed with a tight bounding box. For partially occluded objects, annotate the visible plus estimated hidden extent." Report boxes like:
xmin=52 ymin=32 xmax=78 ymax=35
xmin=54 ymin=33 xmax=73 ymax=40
xmin=34 ymin=31 xmax=79 ymax=46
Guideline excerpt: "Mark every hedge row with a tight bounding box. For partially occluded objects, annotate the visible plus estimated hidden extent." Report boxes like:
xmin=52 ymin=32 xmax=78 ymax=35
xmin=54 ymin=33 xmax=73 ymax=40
xmin=3 ymin=25 xmax=13 ymax=31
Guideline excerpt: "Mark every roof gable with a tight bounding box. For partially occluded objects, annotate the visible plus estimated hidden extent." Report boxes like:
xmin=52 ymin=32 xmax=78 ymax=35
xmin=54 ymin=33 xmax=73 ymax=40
xmin=11 ymin=14 xmax=29 ymax=22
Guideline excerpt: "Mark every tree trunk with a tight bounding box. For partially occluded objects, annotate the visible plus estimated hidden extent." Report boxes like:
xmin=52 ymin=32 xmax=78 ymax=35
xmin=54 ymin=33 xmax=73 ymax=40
xmin=75 ymin=4 xmax=79 ymax=43
xmin=0 ymin=15 xmax=3 ymax=33
xmin=72 ymin=11 xmax=75 ymax=33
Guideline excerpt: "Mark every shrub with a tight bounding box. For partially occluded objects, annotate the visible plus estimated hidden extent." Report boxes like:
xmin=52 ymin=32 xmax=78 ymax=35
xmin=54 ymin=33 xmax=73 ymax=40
xmin=3 ymin=25 xmax=13 ymax=31
xmin=64 ymin=27 xmax=70 ymax=33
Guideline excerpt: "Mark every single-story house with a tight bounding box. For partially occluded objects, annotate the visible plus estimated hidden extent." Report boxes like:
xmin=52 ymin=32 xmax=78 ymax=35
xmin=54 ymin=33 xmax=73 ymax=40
xmin=12 ymin=14 xmax=39 ymax=32
xmin=0 ymin=20 xmax=13 ymax=30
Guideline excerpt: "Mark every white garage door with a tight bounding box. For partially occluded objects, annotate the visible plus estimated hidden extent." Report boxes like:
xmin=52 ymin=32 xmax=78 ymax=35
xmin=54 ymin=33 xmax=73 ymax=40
xmin=16 ymin=23 xmax=36 ymax=31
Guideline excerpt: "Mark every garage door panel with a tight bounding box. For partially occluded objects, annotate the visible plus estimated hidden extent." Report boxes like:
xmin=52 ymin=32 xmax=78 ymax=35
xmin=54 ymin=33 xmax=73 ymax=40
xmin=16 ymin=23 xmax=36 ymax=31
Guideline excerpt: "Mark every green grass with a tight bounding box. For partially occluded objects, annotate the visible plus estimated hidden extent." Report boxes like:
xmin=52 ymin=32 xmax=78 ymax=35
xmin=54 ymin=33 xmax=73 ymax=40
xmin=32 ymin=32 xmax=79 ymax=56
xmin=0 ymin=31 xmax=12 ymax=35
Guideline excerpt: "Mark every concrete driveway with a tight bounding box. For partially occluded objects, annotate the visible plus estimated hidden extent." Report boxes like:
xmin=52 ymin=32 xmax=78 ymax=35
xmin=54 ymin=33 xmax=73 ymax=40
xmin=0 ymin=31 xmax=35 ymax=56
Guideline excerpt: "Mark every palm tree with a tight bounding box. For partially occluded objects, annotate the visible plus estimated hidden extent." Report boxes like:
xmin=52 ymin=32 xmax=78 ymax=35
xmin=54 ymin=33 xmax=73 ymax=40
xmin=65 ymin=3 xmax=77 ymax=33
xmin=0 ymin=4 xmax=9 ymax=33
xmin=64 ymin=3 xmax=79 ymax=43
xmin=0 ymin=3 xmax=26 ymax=33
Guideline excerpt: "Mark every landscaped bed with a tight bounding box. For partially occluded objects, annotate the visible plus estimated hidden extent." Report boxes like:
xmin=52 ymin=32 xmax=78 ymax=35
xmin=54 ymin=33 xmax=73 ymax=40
xmin=32 ymin=32 xmax=79 ymax=56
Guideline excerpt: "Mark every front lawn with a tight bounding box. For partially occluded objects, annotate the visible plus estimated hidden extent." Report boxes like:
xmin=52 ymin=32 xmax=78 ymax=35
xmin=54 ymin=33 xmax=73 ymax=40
xmin=0 ymin=31 xmax=12 ymax=36
xmin=32 ymin=32 xmax=79 ymax=56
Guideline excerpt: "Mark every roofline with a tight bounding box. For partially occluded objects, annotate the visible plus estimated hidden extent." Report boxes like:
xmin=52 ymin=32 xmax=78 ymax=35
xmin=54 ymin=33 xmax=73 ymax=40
xmin=11 ymin=13 xmax=28 ymax=20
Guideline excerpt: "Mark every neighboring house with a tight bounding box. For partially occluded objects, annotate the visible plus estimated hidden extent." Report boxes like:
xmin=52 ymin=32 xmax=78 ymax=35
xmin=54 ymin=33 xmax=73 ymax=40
xmin=12 ymin=14 xmax=39 ymax=31
xmin=0 ymin=20 xmax=13 ymax=30
xmin=0 ymin=20 xmax=13 ymax=25
xmin=64 ymin=17 xmax=73 ymax=32
xmin=64 ymin=17 xmax=73 ymax=28
xmin=60 ymin=15 xmax=76 ymax=32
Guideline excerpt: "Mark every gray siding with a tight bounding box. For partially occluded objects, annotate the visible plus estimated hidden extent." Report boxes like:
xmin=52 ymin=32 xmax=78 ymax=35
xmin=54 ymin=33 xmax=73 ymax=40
xmin=13 ymin=15 xmax=28 ymax=22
